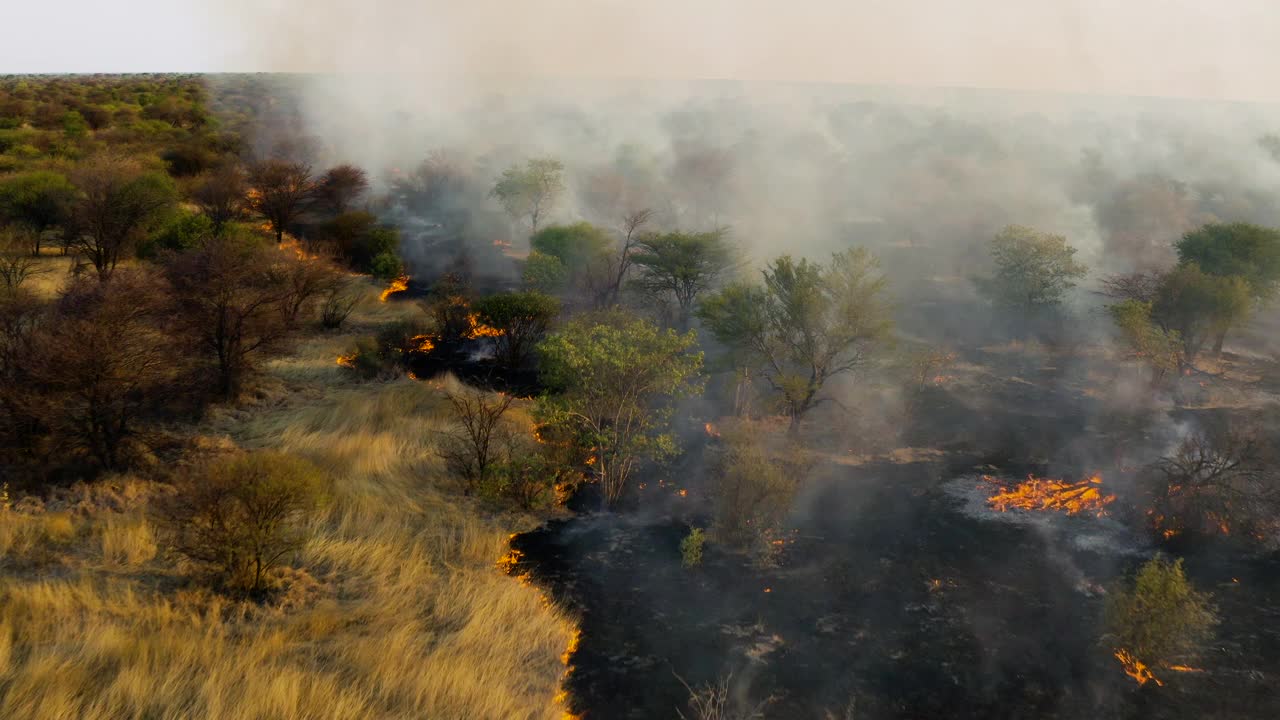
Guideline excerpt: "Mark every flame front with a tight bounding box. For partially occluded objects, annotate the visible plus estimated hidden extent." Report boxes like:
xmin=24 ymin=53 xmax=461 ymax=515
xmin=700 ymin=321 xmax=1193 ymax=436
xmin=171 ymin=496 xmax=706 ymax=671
xmin=379 ymin=274 xmax=410 ymax=302
xmin=984 ymin=474 xmax=1116 ymax=517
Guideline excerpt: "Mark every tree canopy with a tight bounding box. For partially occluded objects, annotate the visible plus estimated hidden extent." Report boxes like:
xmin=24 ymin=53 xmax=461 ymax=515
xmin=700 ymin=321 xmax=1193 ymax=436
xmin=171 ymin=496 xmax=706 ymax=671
xmin=630 ymin=229 xmax=735 ymax=328
xmin=974 ymin=225 xmax=1087 ymax=312
xmin=697 ymin=248 xmax=893 ymax=429
xmin=536 ymin=311 xmax=702 ymax=505
xmin=490 ymin=157 xmax=565 ymax=235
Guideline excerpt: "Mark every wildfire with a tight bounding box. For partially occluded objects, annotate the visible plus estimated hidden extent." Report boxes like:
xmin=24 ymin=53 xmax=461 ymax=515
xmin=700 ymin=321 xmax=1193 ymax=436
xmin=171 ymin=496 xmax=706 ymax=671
xmin=1114 ymin=649 xmax=1163 ymax=687
xmin=704 ymin=422 xmax=721 ymax=438
xmin=335 ymin=353 xmax=356 ymax=368
xmin=379 ymin=274 xmax=410 ymax=302
xmin=279 ymin=236 xmax=320 ymax=261
xmin=465 ymin=312 xmax=503 ymax=339
xmin=409 ymin=334 xmax=436 ymax=353
xmin=983 ymin=474 xmax=1116 ymax=517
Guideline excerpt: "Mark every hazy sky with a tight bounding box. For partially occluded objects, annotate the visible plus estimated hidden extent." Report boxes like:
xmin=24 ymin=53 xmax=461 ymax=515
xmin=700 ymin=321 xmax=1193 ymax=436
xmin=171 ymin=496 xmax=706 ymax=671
xmin=4 ymin=1 xmax=1279 ymax=102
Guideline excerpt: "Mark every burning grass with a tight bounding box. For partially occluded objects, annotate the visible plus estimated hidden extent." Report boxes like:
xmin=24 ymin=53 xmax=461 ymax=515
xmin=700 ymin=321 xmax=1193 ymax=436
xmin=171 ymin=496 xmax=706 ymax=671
xmin=983 ymin=474 xmax=1117 ymax=518
xmin=0 ymin=278 xmax=575 ymax=720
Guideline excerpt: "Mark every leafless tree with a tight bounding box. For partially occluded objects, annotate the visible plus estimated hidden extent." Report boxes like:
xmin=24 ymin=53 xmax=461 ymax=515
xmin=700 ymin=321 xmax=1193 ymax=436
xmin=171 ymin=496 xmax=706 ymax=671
xmin=69 ymin=154 xmax=176 ymax=279
xmin=0 ymin=229 xmax=49 ymax=289
xmin=1098 ymin=271 xmax=1165 ymax=303
xmin=30 ymin=270 xmax=186 ymax=470
xmin=165 ymin=235 xmax=293 ymax=399
xmin=312 ymin=164 xmax=369 ymax=216
xmin=247 ymin=158 xmax=315 ymax=244
xmin=1148 ymin=422 xmax=1280 ymax=537
xmin=319 ymin=277 xmax=362 ymax=330
xmin=437 ymin=385 xmax=516 ymax=495
xmin=193 ymin=162 xmax=246 ymax=234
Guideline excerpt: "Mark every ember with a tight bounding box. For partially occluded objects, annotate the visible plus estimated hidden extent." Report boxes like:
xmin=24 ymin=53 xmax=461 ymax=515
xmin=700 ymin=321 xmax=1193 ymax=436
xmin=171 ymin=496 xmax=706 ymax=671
xmin=983 ymin=474 xmax=1116 ymax=517
xmin=379 ymin=274 xmax=410 ymax=302
xmin=409 ymin=334 xmax=436 ymax=353
xmin=335 ymin=353 xmax=356 ymax=368
xmin=704 ymin=422 xmax=721 ymax=438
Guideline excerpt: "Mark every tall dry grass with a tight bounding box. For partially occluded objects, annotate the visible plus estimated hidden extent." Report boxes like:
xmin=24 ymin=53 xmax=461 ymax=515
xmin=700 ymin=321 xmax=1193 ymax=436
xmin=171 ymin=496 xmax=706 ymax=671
xmin=0 ymin=280 xmax=576 ymax=719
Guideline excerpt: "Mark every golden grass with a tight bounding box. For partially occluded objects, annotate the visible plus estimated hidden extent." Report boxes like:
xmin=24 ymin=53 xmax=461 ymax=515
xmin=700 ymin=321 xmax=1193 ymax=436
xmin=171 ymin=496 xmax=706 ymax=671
xmin=0 ymin=279 xmax=576 ymax=720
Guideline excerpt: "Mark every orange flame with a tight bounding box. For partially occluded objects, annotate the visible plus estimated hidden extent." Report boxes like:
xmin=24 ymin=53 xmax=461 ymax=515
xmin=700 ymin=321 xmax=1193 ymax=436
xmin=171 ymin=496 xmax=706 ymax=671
xmin=379 ymin=274 xmax=410 ymax=302
xmin=704 ymin=422 xmax=721 ymax=438
xmin=335 ymin=353 xmax=356 ymax=368
xmin=984 ymin=474 xmax=1116 ymax=517
xmin=1114 ymin=649 xmax=1163 ymax=686
xmin=409 ymin=334 xmax=436 ymax=353
xmin=465 ymin=312 xmax=503 ymax=339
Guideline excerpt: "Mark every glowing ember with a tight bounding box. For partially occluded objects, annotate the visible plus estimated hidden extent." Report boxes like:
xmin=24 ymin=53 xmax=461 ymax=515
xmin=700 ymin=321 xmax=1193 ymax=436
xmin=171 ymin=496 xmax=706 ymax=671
xmin=983 ymin=474 xmax=1116 ymax=517
xmin=409 ymin=334 xmax=436 ymax=353
xmin=704 ymin=422 xmax=721 ymax=438
xmin=1115 ymin=648 xmax=1163 ymax=686
xmin=379 ymin=274 xmax=410 ymax=302
xmin=335 ymin=353 xmax=356 ymax=368
xmin=678 ymin=489 xmax=688 ymax=498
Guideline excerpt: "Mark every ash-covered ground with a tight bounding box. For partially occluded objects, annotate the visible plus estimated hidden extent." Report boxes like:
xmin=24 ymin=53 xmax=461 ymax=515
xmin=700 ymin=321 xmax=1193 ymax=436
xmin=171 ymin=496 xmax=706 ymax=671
xmin=509 ymin=337 xmax=1280 ymax=719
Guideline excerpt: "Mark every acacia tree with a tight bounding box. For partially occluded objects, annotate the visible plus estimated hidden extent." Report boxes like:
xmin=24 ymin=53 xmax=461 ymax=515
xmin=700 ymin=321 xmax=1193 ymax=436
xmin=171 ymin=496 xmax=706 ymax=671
xmin=490 ymin=157 xmax=565 ymax=235
xmin=192 ymin=162 xmax=246 ymax=235
xmin=69 ymin=154 xmax=176 ymax=279
xmin=698 ymin=249 xmax=894 ymax=431
xmin=312 ymin=163 xmax=369 ymax=216
xmin=1174 ymin=222 xmax=1280 ymax=355
xmin=1108 ymin=300 xmax=1182 ymax=384
xmin=0 ymin=170 xmax=77 ymax=255
xmin=31 ymin=270 xmax=184 ymax=471
xmin=525 ymin=222 xmax=613 ymax=304
xmin=165 ymin=235 xmax=293 ymax=399
xmin=247 ymin=159 xmax=315 ymax=244
xmin=631 ymin=228 xmax=735 ymax=328
xmin=974 ymin=225 xmax=1087 ymax=316
xmin=1151 ymin=264 xmax=1251 ymax=362
xmin=536 ymin=311 xmax=703 ymax=505
xmin=1104 ymin=557 xmax=1216 ymax=681
xmin=471 ymin=291 xmax=560 ymax=370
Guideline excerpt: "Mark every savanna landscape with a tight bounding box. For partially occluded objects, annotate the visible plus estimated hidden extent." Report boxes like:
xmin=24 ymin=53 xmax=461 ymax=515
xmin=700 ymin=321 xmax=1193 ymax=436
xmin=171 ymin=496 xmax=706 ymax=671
xmin=3 ymin=8 xmax=1280 ymax=719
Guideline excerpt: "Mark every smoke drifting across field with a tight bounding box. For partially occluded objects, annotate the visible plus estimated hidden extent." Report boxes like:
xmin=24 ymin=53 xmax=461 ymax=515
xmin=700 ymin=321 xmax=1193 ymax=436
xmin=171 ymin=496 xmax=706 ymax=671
xmin=211 ymin=2 xmax=1280 ymax=293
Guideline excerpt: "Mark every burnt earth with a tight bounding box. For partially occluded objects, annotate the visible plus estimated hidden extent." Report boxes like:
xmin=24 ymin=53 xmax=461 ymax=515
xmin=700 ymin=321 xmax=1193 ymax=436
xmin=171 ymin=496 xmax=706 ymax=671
xmin=512 ymin=461 xmax=1280 ymax=719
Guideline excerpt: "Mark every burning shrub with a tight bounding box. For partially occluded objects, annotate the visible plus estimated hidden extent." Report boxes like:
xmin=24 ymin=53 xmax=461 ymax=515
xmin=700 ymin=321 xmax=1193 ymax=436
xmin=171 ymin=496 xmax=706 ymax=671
xmin=155 ymin=451 xmax=326 ymax=596
xmin=710 ymin=426 xmax=802 ymax=559
xmin=680 ymin=527 xmax=706 ymax=568
xmin=1104 ymin=556 xmax=1216 ymax=685
xmin=535 ymin=310 xmax=703 ymax=506
xmin=1144 ymin=422 xmax=1279 ymax=540
xmin=471 ymin=291 xmax=559 ymax=370
xmin=484 ymin=451 xmax=570 ymax=510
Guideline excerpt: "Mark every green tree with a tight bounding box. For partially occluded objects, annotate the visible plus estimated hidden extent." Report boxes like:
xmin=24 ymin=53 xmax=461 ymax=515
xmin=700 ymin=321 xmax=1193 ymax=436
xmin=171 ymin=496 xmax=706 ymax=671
xmin=490 ymin=157 xmax=565 ymax=235
xmin=630 ymin=229 xmax=735 ymax=328
xmin=528 ymin=222 xmax=612 ymax=302
xmin=0 ymin=171 xmax=77 ymax=255
xmin=536 ymin=311 xmax=703 ymax=505
xmin=1152 ymin=264 xmax=1251 ymax=362
xmin=69 ymin=155 xmax=177 ymax=279
xmin=698 ymin=249 xmax=894 ymax=431
xmin=1175 ymin=222 xmax=1280 ymax=354
xmin=472 ymin=291 xmax=560 ymax=370
xmin=1108 ymin=300 xmax=1183 ymax=384
xmin=974 ymin=225 xmax=1087 ymax=314
xmin=156 ymin=451 xmax=325 ymax=596
xmin=1105 ymin=557 xmax=1216 ymax=680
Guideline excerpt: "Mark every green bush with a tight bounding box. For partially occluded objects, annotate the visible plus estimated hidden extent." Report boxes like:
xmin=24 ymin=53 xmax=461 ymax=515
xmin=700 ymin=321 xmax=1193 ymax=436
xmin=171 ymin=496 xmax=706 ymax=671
xmin=1105 ymin=556 xmax=1217 ymax=671
xmin=681 ymin=527 xmax=706 ymax=568
xmin=140 ymin=209 xmax=212 ymax=258
xmin=369 ymin=250 xmax=403 ymax=280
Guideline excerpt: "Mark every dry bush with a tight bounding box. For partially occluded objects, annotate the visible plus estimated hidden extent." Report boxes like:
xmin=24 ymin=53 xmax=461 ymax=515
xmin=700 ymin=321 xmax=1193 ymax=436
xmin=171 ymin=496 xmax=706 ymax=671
xmin=676 ymin=673 xmax=770 ymax=720
xmin=99 ymin=514 xmax=157 ymax=567
xmin=438 ymin=385 xmax=517 ymax=495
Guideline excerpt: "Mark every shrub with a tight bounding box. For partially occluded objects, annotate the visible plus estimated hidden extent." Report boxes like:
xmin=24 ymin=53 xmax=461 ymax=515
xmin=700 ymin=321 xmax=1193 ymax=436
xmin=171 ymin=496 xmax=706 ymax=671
xmin=139 ymin=209 xmax=212 ymax=258
xmin=319 ymin=278 xmax=361 ymax=330
xmin=437 ymin=385 xmax=516 ymax=495
xmin=710 ymin=427 xmax=801 ymax=558
xmin=1104 ymin=556 xmax=1216 ymax=671
xmin=369 ymin=250 xmax=403 ymax=280
xmin=681 ymin=527 xmax=706 ymax=568
xmin=155 ymin=452 xmax=325 ymax=596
